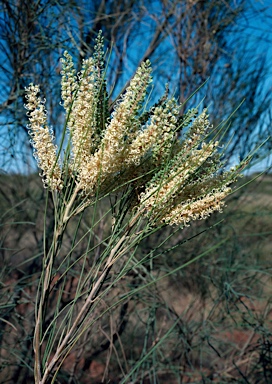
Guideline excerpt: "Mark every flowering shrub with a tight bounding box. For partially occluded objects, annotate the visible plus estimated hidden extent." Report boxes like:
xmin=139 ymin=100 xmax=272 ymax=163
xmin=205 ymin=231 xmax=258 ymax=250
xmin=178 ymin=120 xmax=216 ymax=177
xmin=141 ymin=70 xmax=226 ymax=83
xmin=24 ymin=32 xmax=249 ymax=383
xmin=25 ymin=35 xmax=246 ymax=229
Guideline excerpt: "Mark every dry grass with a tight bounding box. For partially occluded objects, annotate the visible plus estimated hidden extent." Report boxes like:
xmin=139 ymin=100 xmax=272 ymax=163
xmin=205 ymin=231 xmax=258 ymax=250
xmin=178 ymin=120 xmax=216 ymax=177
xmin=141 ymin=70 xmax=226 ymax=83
xmin=0 ymin=173 xmax=272 ymax=383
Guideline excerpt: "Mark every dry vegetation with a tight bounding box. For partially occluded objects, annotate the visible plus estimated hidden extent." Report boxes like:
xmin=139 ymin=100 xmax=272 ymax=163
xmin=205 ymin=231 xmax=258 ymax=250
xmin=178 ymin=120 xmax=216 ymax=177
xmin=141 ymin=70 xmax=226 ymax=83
xmin=0 ymin=172 xmax=271 ymax=383
xmin=0 ymin=1 xmax=271 ymax=382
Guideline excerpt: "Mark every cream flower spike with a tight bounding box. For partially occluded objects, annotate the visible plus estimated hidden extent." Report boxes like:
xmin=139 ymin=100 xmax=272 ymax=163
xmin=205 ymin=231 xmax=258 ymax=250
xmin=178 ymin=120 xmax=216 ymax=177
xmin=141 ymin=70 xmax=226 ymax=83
xmin=25 ymin=34 xmax=246 ymax=225
xmin=25 ymin=84 xmax=63 ymax=191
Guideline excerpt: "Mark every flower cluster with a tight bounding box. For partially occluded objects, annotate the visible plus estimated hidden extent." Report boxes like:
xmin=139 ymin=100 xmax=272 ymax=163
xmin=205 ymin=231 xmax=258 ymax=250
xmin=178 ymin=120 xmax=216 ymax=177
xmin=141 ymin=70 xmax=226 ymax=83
xmin=78 ymin=59 xmax=152 ymax=193
xmin=64 ymin=56 xmax=97 ymax=169
xmin=25 ymin=84 xmax=63 ymax=190
xmin=60 ymin=51 xmax=77 ymax=112
xmin=126 ymin=97 xmax=179 ymax=166
xmin=25 ymin=34 xmax=246 ymax=227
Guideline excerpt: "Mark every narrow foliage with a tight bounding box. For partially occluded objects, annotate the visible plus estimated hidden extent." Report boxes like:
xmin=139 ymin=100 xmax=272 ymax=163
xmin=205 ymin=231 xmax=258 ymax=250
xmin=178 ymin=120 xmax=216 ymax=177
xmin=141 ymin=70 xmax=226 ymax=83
xmin=25 ymin=46 xmax=245 ymax=227
xmin=24 ymin=33 xmax=249 ymax=384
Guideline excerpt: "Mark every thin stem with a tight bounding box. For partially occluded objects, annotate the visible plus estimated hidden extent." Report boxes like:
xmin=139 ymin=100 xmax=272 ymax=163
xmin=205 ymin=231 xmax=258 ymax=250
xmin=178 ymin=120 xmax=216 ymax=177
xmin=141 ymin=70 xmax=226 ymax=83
xmin=34 ymin=186 xmax=81 ymax=383
xmin=38 ymin=211 xmax=141 ymax=384
xmin=34 ymin=225 xmax=63 ymax=383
